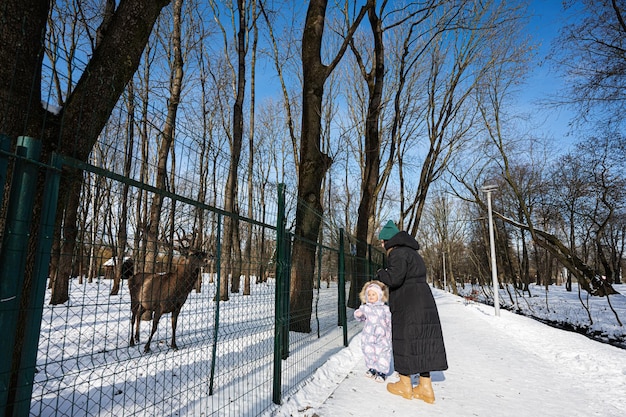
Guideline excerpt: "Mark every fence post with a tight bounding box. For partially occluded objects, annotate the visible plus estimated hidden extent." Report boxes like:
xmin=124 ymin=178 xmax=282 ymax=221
xmin=272 ymin=183 xmax=286 ymax=405
xmin=0 ymin=134 xmax=14 ymax=417
xmin=209 ymin=214 xmax=222 ymax=396
xmin=10 ymin=153 xmax=62 ymax=416
xmin=315 ymin=239 xmax=322 ymax=338
xmin=281 ymin=233 xmax=291 ymax=358
xmin=338 ymin=228 xmax=347 ymax=346
xmin=0 ymin=136 xmax=42 ymax=417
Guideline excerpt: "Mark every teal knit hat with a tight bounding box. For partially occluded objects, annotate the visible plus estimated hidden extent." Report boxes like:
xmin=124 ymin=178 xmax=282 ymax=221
xmin=378 ymin=220 xmax=400 ymax=240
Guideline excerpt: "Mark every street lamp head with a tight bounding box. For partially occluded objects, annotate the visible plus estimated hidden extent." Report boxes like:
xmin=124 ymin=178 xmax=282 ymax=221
xmin=481 ymin=185 xmax=498 ymax=193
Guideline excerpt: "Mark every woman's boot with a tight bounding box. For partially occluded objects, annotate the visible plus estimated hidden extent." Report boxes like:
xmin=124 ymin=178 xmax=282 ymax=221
xmin=413 ymin=375 xmax=435 ymax=404
xmin=386 ymin=374 xmax=413 ymax=399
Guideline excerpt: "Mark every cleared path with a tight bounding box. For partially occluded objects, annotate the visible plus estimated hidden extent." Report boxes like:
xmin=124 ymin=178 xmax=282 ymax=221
xmin=278 ymin=290 xmax=626 ymax=417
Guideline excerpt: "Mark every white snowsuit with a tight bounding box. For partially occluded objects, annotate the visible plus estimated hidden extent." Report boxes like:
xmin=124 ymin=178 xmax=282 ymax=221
xmin=354 ymin=300 xmax=392 ymax=375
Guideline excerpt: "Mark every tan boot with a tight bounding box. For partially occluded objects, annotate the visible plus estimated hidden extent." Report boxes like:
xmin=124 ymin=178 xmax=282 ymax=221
xmin=413 ymin=376 xmax=435 ymax=404
xmin=386 ymin=374 xmax=413 ymax=399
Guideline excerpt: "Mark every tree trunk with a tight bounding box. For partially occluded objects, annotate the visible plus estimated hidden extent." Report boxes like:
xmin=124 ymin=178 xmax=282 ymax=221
xmin=499 ymin=213 xmax=619 ymax=297
xmin=111 ymin=81 xmax=135 ymax=296
xmin=243 ymin=0 xmax=258 ymax=297
xmin=1 ymin=0 xmax=170 ymax=408
xmin=144 ymin=0 xmax=184 ymax=273
xmin=134 ymin=76 xmax=149 ymax=273
xmin=351 ymin=4 xmax=384 ymax=309
xmin=220 ymin=0 xmax=247 ymax=300
xmin=290 ymin=0 xmax=331 ymax=333
xmin=291 ymin=0 xmax=370 ymax=332
xmin=3 ymin=0 xmax=170 ymax=291
xmin=50 ymin=176 xmax=81 ymax=305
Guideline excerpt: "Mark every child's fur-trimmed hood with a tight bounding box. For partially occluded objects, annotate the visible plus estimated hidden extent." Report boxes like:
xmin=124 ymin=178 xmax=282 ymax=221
xmin=359 ymin=280 xmax=389 ymax=304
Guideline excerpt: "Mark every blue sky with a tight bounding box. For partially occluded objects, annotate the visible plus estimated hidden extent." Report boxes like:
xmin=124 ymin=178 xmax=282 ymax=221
xmin=251 ymin=1 xmax=580 ymax=151
xmin=519 ymin=1 xmax=578 ymax=146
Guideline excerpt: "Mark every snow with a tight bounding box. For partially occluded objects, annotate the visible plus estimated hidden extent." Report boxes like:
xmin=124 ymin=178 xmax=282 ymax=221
xmin=273 ymin=284 xmax=626 ymax=417
xmin=31 ymin=279 xmax=626 ymax=416
xmin=102 ymin=256 xmax=132 ymax=267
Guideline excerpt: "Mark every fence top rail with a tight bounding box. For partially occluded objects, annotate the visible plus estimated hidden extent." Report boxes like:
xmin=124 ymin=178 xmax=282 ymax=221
xmin=54 ymin=152 xmax=277 ymax=231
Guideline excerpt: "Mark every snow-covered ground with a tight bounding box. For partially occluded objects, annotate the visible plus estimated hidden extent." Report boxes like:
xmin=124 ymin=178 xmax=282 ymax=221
xmin=273 ymin=284 xmax=626 ymax=417
xmin=30 ymin=279 xmax=625 ymax=416
xmin=459 ymin=282 xmax=626 ymax=348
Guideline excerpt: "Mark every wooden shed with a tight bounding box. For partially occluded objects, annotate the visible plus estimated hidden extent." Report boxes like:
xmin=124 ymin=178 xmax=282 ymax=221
xmin=103 ymin=256 xmax=134 ymax=280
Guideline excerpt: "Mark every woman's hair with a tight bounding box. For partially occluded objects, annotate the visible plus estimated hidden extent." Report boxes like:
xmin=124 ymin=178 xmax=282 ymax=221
xmin=359 ymin=280 xmax=389 ymax=304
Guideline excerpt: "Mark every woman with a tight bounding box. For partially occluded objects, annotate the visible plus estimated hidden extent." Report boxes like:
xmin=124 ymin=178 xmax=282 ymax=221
xmin=376 ymin=220 xmax=448 ymax=404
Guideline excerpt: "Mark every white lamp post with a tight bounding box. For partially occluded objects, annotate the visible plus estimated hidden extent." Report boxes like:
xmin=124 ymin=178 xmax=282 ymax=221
xmin=482 ymin=185 xmax=500 ymax=317
xmin=443 ymin=251 xmax=447 ymax=291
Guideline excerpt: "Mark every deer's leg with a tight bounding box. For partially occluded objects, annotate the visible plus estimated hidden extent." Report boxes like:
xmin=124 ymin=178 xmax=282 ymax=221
xmin=134 ymin=304 xmax=144 ymax=344
xmin=144 ymin=308 xmax=162 ymax=353
xmin=171 ymin=308 xmax=180 ymax=350
xmin=130 ymin=303 xmax=138 ymax=346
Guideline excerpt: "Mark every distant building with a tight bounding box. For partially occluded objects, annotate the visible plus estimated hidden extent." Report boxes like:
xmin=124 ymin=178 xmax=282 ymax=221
xmin=103 ymin=256 xmax=134 ymax=280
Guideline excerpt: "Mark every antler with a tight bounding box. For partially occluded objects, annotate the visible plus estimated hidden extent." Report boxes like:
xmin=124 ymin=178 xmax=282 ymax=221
xmin=175 ymin=228 xmax=192 ymax=255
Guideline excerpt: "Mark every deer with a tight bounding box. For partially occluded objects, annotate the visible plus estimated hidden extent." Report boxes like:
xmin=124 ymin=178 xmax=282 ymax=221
xmin=130 ymin=247 xmax=207 ymax=353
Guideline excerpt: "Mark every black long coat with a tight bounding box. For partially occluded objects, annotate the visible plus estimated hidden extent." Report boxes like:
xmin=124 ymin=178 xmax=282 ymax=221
xmin=376 ymin=231 xmax=448 ymax=375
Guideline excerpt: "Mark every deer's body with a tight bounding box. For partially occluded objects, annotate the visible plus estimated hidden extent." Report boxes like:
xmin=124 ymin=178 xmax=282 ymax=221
xmin=130 ymin=251 xmax=206 ymax=353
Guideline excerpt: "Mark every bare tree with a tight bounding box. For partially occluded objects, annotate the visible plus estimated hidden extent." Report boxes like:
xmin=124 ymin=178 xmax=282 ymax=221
xmin=0 ymin=0 xmax=171 ymax=411
xmin=189 ymin=9 xmax=219 ymax=289
xmin=111 ymin=80 xmax=137 ymax=295
xmin=344 ymin=0 xmax=442 ymax=307
xmin=345 ymin=1 xmax=386 ymax=308
xmin=550 ymin=152 xmax=588 ymax=290
xmin=255 ymin=100 xmax=291 ymax=281
xmin=420 ymin=192 xmax=470 ymax=295
xmin=133 ymin=42 xmax=157 ymax=273
xmin=554 ymin=0 xmax=626 ymax=127
xmin=209 ymin=0 xmax=252 ymax=300
xmin=472 ymin=11 xmax=620 ymax=297
xmin=45 ymin=0 xmax=116 ymax=303
xmin=567 ymin=135 xmax=626 ymax=285
xmin=401 ymin=1 xmax=527 ymax=235
xmin=290 ymin=0 xmax=371 ymax=333
xmin=259 ymin=0 xmax=302 ymax=175
xmin=243 ymin=0 xmax=259 ymax=296
xmin=143 ymin=0 xmax=185 ymax=274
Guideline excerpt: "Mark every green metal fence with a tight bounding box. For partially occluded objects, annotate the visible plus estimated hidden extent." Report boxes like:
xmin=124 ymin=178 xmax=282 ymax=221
xmin=0 ymin=139 xmax=383 ymax=417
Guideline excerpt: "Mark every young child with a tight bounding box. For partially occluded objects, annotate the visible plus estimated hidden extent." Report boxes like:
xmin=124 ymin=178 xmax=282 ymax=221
xmin=353 ymin=280 xmax=392 ymax=382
